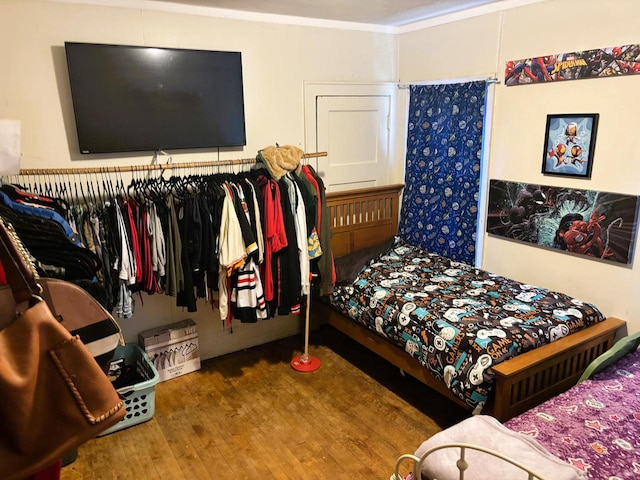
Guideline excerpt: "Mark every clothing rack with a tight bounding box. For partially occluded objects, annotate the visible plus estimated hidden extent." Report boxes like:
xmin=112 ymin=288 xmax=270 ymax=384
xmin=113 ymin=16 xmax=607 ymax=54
xmin=15 ymin=151 xmax=328 ymax=176
xmin=4 ymin=150 xmax=330 ymax=370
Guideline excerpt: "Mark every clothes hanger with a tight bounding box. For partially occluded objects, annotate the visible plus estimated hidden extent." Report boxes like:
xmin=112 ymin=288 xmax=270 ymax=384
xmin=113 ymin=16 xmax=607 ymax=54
xmin=104 ymin=167 xmax=114 ymax=200
xmin=55 ymin=172 xmax=64 ymax=202
xmin=92 ymin=170 xmax=103 ymax=207
xmin=52 ymin=171 xmax=61 ymax=199
xmin=90 ymin=171 xmax=101 ymax=207
xmin=49 ymin=172 xmax=71 ymax=215
xmin=84 ymin=173 xmax=94 ymax=208
xmin=116 ymin=166 xmax=126 ymax=199
xmin=41 ymin=171 xmax=50 ymax=197
xmin=127 ymin=166 xmax=139 ymax=201
xmin=72 ymin=173 xmax=81 ymax=206
xmin=33 ymin=172 xmax=42 ymax=196
xmin=79 ymin=175 xmax=90 ymax=209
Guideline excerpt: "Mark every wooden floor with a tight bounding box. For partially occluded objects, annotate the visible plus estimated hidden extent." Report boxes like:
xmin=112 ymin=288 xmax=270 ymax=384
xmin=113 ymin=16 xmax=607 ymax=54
xmin=62 ymin=325 xmax=469 ymax=480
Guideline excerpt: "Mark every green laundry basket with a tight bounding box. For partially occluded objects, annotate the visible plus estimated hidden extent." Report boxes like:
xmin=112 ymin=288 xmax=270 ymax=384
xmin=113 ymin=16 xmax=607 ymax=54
xmin=99 ymin=343 xmax=160 ymax=436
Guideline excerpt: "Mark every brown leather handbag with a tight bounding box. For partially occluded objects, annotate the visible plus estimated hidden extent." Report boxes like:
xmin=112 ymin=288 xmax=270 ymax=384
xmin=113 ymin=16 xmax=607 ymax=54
xmin=0 ymin=217 xmax=125 ymax=480
xmin=0 ymin=277 xmax=124 ymax=373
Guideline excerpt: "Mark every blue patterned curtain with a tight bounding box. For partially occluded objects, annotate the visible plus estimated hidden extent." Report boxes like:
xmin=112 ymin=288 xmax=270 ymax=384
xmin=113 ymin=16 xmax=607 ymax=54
xmin=399 ymin=81 xmax=487 ymax=265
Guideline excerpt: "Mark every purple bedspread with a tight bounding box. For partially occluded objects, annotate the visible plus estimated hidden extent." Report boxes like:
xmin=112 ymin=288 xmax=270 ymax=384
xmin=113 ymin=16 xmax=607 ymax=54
xmin=505 ymin=348 xmax=640 ymax=479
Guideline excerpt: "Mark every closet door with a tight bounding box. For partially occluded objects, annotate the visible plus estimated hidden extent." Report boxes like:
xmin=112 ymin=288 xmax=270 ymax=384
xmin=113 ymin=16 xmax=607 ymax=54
xmin=305 ymin=83 xmax=397 ymax=193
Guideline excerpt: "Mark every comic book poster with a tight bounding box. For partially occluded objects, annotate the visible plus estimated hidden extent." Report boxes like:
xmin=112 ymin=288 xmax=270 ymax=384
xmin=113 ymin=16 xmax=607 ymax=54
xmin=486 ymin=180 xmax=639 ymax=265
xmin=505 ymin=44 xmax=640 ymax=86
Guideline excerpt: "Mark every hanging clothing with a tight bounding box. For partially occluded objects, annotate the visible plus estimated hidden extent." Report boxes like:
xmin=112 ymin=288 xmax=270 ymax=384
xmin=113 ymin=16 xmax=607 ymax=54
xmin=244 ymin=177 xmax=265 ymax=264
xmin=277 ymin=177 xmax=301 ymax=315
xmin=176 ymin=196 xmax=199 ymax=312
xmin=148 ymin=202 xmax=166 ymax=278
xmin=0 ymin=160 xmax=332 ymax=325
xmin=164 ymin=195 xmax=184 ymax=297
xmin=193 ymin=195 xmax=213 ymax=299
xmin=256 ymin=174 xmax=288 ymax=309
xmin=114 ymin=199 xmax=135 ymax=286
xmin=0 ymin=189 xmax=80 ymax=247
xmin=217 ymin=185 xmax=246 ymax=323
xmin=294 ymin=169 xmax=322 ymax=260
xmin=282 ymin=174 xmax=310 ymax=296
xmin=230 ymin=258 xmax=267 ymax=323
xmin=0 ymin=199 xmax=101 ymax=281
xmin=302 ymin=165 xmax=335 ymax=296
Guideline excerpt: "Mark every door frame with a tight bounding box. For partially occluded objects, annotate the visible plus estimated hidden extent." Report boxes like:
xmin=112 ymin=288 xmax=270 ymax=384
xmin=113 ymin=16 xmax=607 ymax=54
xmin=303 ymin=82 xmax=404 ymax=184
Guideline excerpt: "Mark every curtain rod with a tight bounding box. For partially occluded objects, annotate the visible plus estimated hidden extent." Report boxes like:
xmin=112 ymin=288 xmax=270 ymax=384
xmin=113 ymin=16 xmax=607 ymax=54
xmin=15 ymin=151 xmax=327 ymax=176
xmin=397 ymin=77 xmax=500 ymax=89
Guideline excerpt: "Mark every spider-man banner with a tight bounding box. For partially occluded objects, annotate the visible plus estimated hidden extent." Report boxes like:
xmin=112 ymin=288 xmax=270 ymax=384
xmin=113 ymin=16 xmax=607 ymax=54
xmin=505 ymin=44 xmax=640 ymax=86
xmin=487 ymin=180 xmax=639 ymax=265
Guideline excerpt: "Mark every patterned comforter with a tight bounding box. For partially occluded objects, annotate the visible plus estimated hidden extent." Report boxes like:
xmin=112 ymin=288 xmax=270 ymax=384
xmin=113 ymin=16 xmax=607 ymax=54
xmin=506 ymin=348 xmax=640 ymax=479
xmin=329 ymin=237 xmax=605 ymax=412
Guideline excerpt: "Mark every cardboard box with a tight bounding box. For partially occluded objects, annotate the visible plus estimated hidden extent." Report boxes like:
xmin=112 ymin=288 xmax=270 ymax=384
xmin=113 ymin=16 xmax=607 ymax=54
xmin=138 ymin=319 xmax=200 ymax=382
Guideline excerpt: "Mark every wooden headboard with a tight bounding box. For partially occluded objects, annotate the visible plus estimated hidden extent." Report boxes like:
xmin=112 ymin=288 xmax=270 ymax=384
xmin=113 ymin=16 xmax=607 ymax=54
xmin=326 ymin=184 xmax=404 ymax=257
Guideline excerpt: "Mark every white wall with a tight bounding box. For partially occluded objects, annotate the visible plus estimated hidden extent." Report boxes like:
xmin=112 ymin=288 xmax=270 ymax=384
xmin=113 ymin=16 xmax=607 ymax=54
xmin=4 ymin=0 xmax=639 ymax=358
xmin=399 ymin=0 xmax=640 ymax=333
xmin=0 ymin=0 xmax=398 ymax=359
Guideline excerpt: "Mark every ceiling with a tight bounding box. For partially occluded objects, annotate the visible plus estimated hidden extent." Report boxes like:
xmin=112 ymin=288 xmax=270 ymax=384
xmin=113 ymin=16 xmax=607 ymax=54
xmin=145 ymin=0 xmax=511 ymax=27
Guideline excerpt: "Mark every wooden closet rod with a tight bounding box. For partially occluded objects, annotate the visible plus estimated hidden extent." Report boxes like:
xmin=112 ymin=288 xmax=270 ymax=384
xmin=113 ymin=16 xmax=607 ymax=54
xmin=16 ymin=151 xmax=328 ymax=176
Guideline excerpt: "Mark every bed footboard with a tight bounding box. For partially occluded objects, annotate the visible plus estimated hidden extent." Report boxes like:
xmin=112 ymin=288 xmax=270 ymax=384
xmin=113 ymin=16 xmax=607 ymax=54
xmin=488 ymin=316 xmax=625 ymax=420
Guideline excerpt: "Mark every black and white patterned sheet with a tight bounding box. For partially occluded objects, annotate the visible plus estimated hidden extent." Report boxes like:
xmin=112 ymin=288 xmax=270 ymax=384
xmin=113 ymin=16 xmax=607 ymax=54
xmin=329 ymin=237 xmax=605 ymax=413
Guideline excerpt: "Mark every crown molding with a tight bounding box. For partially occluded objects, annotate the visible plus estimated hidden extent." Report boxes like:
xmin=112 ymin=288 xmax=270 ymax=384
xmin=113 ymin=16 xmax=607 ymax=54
xmin=49 ymin=0 xmax=548 ymax=34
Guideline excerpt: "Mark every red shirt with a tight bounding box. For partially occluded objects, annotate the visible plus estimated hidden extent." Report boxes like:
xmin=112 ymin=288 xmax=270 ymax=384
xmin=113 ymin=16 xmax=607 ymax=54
xmin=260 ymin=179 xmax=288 ymax=302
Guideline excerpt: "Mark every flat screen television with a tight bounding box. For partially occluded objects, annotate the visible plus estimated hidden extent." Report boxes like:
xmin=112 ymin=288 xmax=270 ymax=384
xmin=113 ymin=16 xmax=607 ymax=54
xmin=64 ymin=42 xmax=246 ymax=154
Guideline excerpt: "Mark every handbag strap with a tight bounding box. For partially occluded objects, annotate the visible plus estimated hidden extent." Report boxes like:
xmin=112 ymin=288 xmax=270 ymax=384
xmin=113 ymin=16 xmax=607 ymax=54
xmin=0 ymin=216 xmax=41 ymax=304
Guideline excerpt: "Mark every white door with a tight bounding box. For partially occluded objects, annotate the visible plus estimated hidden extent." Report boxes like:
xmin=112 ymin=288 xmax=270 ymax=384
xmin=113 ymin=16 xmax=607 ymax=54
xmin=304 ymin=83 xmax=398 ymax=193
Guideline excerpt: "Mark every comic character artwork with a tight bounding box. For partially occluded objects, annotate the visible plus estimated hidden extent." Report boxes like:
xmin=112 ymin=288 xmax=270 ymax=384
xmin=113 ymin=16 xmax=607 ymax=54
xmin=542 ymin=114 xmax=598 ymax=178
xmin=505 ymin=44 xmax=640 ymax=86
xmin=487 ymin=180 xmax=639 ymax=265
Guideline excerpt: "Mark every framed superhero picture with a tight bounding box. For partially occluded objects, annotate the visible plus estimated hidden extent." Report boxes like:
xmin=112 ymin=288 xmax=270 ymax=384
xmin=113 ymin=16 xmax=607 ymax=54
xmin=487 ymin=179 xmax=639 ymax=265
xmin=542 ymin=113 xmax=599 ymax=179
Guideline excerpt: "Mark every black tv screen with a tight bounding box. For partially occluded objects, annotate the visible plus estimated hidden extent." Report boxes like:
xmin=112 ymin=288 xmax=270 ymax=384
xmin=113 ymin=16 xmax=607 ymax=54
xmin=65 ymin=42 xmax=246 ymax=154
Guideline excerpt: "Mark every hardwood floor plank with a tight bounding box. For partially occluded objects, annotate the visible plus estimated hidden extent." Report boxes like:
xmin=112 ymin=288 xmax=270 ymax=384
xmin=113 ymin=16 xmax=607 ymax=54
xmin=63 ymin=325 xmax=468 ymax=479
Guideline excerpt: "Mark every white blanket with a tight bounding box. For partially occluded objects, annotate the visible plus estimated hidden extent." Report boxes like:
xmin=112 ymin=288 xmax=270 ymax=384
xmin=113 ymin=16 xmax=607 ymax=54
xmin=414 ymin=415 xmax=585 ymax=480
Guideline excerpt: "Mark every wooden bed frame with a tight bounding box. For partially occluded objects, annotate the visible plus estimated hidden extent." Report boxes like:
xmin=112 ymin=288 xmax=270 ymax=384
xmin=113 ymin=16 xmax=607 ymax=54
xmin=313 ymin=184 xmax=626 ymax=422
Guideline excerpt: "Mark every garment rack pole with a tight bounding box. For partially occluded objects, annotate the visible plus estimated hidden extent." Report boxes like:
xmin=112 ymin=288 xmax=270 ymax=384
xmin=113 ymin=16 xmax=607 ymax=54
xmin=16 ymin=151 xmax=328 ymax=176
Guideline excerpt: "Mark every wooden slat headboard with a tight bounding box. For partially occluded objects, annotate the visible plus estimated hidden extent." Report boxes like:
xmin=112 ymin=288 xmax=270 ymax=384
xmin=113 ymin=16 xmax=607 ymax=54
xmin=326 ymin=184 xmax=404 ymax=257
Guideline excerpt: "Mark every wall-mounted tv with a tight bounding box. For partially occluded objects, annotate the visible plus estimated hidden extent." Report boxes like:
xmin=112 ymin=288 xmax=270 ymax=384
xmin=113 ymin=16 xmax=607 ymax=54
xmin=65 ymin=42 xmax=246 ymax=154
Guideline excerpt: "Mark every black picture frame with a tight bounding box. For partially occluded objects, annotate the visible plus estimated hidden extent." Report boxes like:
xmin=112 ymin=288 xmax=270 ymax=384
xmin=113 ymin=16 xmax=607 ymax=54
xmin=541 ymin=113 xmax=599 ymax=179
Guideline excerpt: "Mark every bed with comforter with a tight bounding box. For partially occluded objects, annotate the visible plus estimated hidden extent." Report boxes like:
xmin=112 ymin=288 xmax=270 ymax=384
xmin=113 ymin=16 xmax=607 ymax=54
xmin=330 ymin=236 xmax=606 ymax=414
xmin=315 ymin=184 xmax=626 ymax=421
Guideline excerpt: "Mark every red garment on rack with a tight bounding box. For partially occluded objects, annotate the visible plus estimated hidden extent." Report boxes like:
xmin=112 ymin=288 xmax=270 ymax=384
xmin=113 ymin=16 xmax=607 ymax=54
xmin=260 ymin=179 xmax=288 ymax=302
xmin=29 ymin=460 xmax=61 ymax=480
xmin=0 ymin=259 xmax=6 ymax=285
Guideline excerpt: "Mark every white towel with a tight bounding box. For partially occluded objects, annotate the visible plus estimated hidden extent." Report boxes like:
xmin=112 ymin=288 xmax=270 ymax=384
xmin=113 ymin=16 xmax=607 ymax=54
xmin=0 ymin=119 xmax=20 ymax=175
xmin=415 ymin=415 xmax=585 ymax=480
